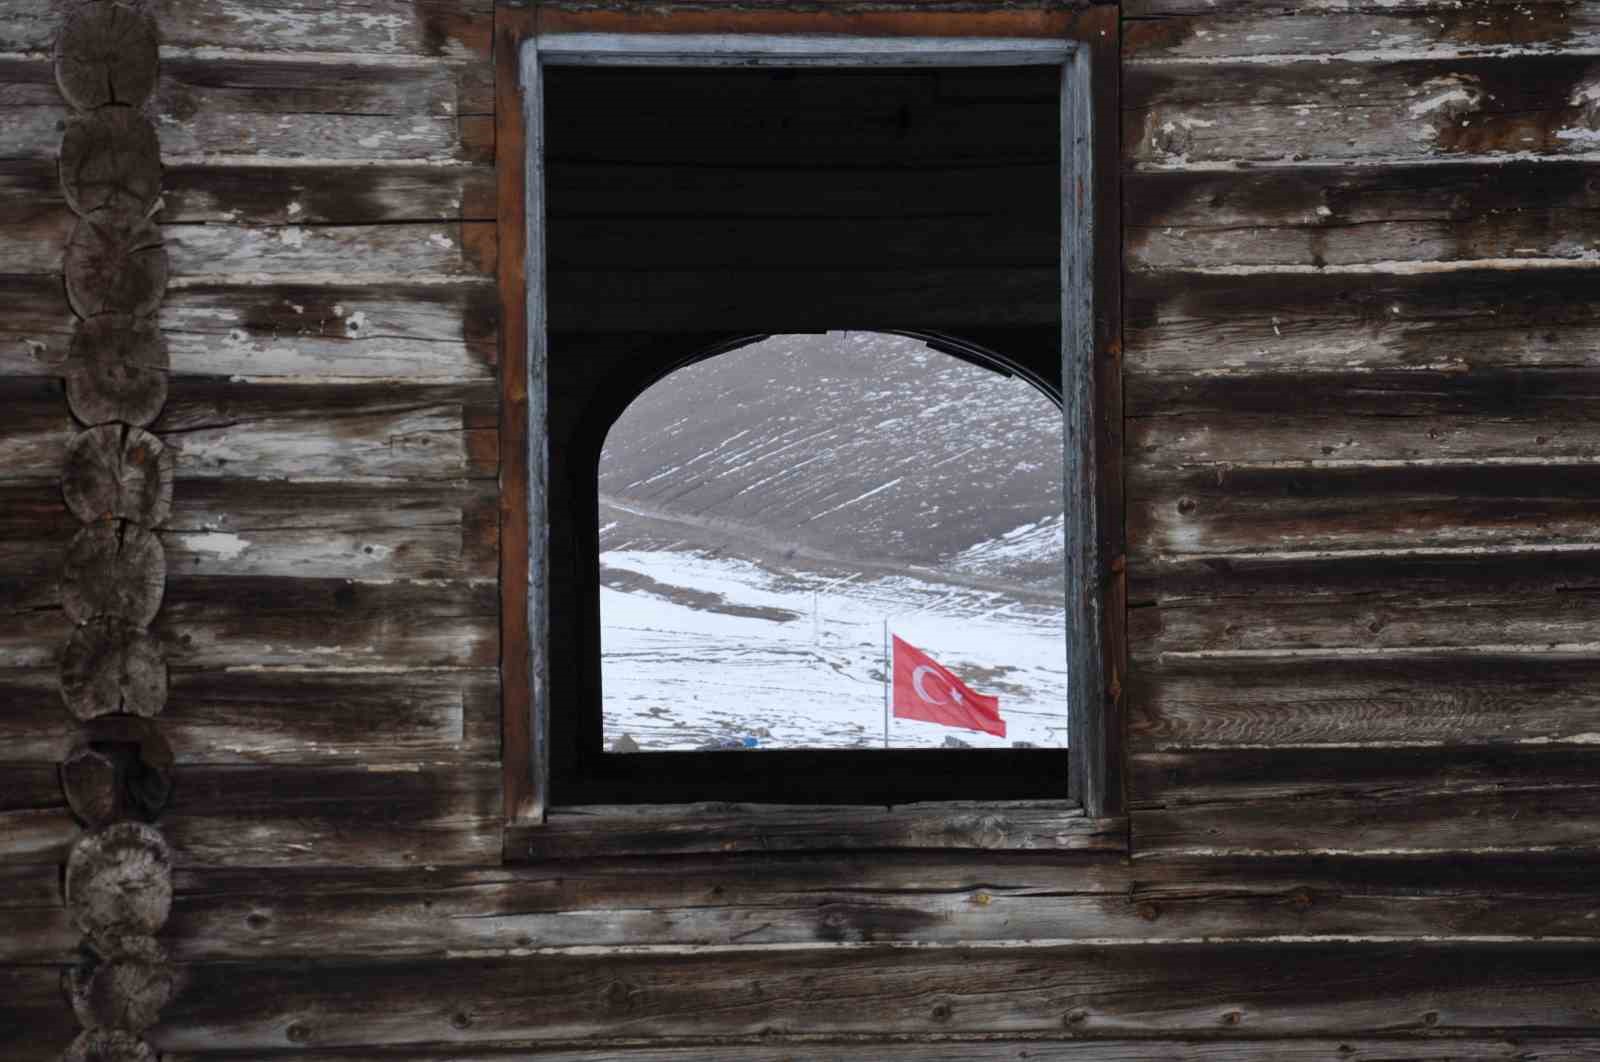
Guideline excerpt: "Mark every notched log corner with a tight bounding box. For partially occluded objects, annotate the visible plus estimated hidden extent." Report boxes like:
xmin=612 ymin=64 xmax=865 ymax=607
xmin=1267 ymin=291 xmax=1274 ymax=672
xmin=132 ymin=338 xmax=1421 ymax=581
xmin=65 ymin=822 xmax=173 ymax=943
xmin=63 ymin=521 xmax=165 ymax=627
xmin=60 ymin=617 xmax=168 ymax=720
xmin=62 ymin=423 xmax=174 ymax=528
xmin=65 ymin=217 xmax=168 ymax=321
xmin=66 ymin=316 xmax=170 ymax=429
xmin=54 ymin=1 xmax=160 ymax=113
xmin=63 ymin=1029 xmax=157 ymax=1062
xmin=60 ymin=724 xmax=174 ymax=828
xmin=60 ymin=108 xmax=162 ymax=224
xmin=64 ymin=934 xmax=177 ymax=1034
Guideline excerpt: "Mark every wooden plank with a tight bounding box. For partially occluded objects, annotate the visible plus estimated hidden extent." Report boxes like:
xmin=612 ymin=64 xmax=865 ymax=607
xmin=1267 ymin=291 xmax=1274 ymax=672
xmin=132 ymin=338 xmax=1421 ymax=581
xmin=149 ymin=942 xmax=1600 ymax=1048
xmin=1126 ymin=266 xmax=1600 ymax=377
xmin=1131 ymin=654 xmax=1600 ymax=749
xmin=1126 ymin=162 xmax=1600 ymax=271
xmin=0 ymin=865 xmax=71 ymax=963
xmin=0 ymin=0 xmax=493 ymax=58
xmin=155 ymin=576 xmax=496 ymax=669
xmin=0 ymin=667 xmax=498 ymax=766
xmin=509 ymin=804 xmax=1124 ymax=860
xmin=1128 ymin=367 xmax=1600 ymax=466
xmin=497 ymin=2 xmax=537 ymax=825
xmin=1133 ymin=746 xmax=1600 ymax=855
xmin=1125 ymin=0 xmax=1570 ymax=18
xmin=0 ymin=275 xmax=73 ymax=375
xmin=1126 ymin=55 xmax=1600 ymax=167
xmin=154 ymin=380 xmax=498 ymax=482
xmin=3 ymin=575 xmax=493 ymax=669
xmin=0 ymin=379 xmax=498 ymax=483
xmin=165 ymin=222 xmax=495 ymax=280
xmin=147 ymin=1038 xmax=1600 ymax=1062
xmin=162 ymin=764 xmax=500 ymax=867
xmin=161 ymin=0 xmax=491 ymax=59
xmin=1130 ymin=543 xmax=1600 ymax=603
xmin=0 ymin=478 xmax=483 ymax=583
xmin=1133 ymin=592 xmax=1600 ymax=655
xmin=159 ymin=282 xmax=497 ymax=381
xmin=1124 ymin=8 xmax=1600 ymax=62
xmin=549 ymin=267 xmax=1057 ymax=333
xmin=0 ymin=965 xmax=79 ymax=1062
xmin=0 ymin=376 xmax=68 ymax=483
xmin=161 ymin=163 xmax=496 ymax=224
xmin=0 ymin=765 xmax=78 ymax=865
xmin=164 ymin=479 xmax=497 ymax=580
xmin=550 ymin=160 xmax=1056 ymax=219
xmin=0 ymin=161 xmax=71 ymax=275
xmin=543 ymin=66 xmax=1058 ymax=168
xmin=551 ymin=213 xmax=1056 ymax=270
xmin=154 ymin=57 xmax=488 ymax=163
xmin=156 ymin=851 xmax=1600 ymax=961
xmin=0 ymin=59 xmax=64 ymax=162
xmin=1130 ymin=464 xmax=1600 ymax=557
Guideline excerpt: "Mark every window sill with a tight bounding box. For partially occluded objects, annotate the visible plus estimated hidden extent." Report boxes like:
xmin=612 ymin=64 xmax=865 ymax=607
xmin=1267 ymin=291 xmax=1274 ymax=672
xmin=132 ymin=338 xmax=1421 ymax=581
xmin=504 ymin=802 xmax=1128 ymax=861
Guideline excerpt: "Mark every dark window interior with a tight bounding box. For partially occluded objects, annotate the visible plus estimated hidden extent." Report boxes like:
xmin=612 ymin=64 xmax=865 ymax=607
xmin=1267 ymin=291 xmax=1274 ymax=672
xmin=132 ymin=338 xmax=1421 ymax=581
xmin=542 ymin=64 xmax=1066 ymax=804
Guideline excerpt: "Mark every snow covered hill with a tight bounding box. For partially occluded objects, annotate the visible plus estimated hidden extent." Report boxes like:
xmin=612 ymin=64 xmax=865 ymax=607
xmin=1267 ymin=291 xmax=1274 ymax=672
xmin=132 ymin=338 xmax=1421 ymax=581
xmin=598 ymin=332 xmax=1070 ymax=751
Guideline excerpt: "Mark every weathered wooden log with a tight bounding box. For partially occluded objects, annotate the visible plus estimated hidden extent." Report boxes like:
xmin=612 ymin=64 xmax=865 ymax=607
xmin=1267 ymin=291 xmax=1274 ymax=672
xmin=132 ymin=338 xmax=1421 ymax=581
xmin=60 ymin=617 xmax=168 ymax=720
xmin=65 ymin=934 xmax=176 ymax=1033
xmin=65 ymin=823 xmax=172 ymax=945
xmin=60 ymin=744 xmax=120 ymax=828
xmin=62 ymin=520 xmax=165 ymax=625
xmin=62 ymin=1030 xmax=157 ymax=1062
xmin=54 ymin=2 xmax=160 ymax=112
xmin=59 ymin=108 xmax=161 ymax=223
xmin=66 ymin=314 xmax=170 ymax=428
xmin=62 ymin=424 xmax=173 ymax=527
xmin=60 ymin=722 xmax=175 ymax=826
xmin=64 ymin=217 xmax=167 ymax=320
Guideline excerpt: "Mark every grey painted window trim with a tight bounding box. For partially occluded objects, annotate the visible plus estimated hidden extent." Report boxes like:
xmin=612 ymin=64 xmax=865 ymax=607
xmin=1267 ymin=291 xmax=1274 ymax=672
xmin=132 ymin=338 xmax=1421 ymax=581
xmin=520 ymin=33 xmax=1104 ymax=817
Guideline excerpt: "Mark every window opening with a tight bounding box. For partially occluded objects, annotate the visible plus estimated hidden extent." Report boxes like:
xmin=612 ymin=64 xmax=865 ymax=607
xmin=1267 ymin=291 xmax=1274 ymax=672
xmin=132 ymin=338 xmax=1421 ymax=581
xmin=598 ymin=331 xmax=1068 ymax=753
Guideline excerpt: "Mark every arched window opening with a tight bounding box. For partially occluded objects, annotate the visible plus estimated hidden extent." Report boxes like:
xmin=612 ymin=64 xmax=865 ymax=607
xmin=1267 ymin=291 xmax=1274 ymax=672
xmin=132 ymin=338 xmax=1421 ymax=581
xmin=598 ymin=331 xmax=1067 ymax=753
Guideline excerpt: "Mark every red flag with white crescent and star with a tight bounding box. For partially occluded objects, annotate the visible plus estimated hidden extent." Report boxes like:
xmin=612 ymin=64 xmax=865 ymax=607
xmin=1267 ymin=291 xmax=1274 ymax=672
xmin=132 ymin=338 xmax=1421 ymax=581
xmin=890 ymin=635 xmax=1005 ymax=738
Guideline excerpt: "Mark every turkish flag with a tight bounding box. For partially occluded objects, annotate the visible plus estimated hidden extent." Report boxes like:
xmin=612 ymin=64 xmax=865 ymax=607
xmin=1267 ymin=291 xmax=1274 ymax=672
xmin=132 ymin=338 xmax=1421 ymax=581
xmin=891 ymin=635 xmax=1005 ymax=738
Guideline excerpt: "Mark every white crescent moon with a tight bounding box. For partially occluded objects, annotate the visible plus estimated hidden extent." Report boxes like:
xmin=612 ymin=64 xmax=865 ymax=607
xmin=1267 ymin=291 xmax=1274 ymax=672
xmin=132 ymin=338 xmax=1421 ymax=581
xmin=911 ymin=665 xmax=949 ymax=705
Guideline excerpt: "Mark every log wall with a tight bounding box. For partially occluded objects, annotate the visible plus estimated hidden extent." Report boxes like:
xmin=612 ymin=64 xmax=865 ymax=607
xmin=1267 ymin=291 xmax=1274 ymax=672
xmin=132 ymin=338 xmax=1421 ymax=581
xmin=2 ymin=0 xmax=1597 ymax=1058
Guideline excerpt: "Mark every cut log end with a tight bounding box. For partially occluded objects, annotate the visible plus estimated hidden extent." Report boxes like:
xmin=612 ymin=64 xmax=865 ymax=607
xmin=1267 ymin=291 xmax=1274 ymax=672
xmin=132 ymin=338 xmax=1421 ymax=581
xmin=60 ymin=723 xmax=175 ymax=827
xmin=65 ymin=217 xmax=168 ymax=320
xmin=66 ymin=822 xmax=173 ymax=942
xmin=63 ymin=1030 xmax=157 ymax=1062
xmin=60 ymin=109 xmax=162 ymax=223
xmin=62 ymin=521 xmax=165 ymax=626
xmin=55 ymin=3 xmax=160 ymax=112
xmin=62 ymin=424 xmax=174 ymax=528
xmin=60 ymin=617 xmax=169 ymax=720
xmin=65 ymin=935 xmax=176 ymax=1034
xmin=66 ymin=316 xmax=170 ymax=429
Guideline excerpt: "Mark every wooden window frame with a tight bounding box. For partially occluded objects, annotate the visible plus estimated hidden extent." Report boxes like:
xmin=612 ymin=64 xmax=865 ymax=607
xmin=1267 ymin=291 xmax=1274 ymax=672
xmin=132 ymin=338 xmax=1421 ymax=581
xmin=497 ymin=6 xmax=1125 ymax=858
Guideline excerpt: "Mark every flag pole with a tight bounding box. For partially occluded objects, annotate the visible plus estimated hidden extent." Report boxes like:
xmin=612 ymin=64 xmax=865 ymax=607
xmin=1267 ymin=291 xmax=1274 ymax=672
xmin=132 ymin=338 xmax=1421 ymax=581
xmin=882 ymin=618 xmax=890 ymax=749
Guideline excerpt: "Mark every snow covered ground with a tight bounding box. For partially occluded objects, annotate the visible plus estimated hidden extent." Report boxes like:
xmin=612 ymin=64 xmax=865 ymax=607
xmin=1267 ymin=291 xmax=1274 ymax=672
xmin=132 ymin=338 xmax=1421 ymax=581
xmin=601 ymin=548 xmax=1071 ymax=751
xmin=597 ymin=331 xmax=1070 ymax=752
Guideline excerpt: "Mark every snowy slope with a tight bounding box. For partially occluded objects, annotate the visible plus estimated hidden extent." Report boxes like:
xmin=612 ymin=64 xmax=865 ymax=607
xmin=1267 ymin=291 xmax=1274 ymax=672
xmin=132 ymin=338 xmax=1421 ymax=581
xmin=598 ymin=332 xmax=1069 ymax=751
